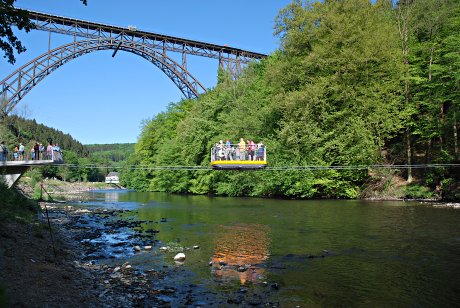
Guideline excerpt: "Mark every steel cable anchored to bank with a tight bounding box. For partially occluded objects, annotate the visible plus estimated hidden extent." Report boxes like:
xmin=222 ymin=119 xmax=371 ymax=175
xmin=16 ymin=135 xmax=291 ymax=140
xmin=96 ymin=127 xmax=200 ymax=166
xmin=49 ymin=163 xmax=460 ymax=171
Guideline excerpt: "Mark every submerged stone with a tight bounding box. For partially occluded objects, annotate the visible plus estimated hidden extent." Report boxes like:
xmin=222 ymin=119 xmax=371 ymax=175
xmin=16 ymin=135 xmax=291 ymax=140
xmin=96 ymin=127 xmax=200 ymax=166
xmin=174 ymin=253 xmax=186 ymax=261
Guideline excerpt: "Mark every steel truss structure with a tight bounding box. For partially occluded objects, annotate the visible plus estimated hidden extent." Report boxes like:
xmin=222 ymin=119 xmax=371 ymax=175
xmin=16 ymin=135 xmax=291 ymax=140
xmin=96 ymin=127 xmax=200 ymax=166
xmin=0 ymin=10 xmax=267 ymax=115
xmin=1 ymin=39 xmax=208 ymax=114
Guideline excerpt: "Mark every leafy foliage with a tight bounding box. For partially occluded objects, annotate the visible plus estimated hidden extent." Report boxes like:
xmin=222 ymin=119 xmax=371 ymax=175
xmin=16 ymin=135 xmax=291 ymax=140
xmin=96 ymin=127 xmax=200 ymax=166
xmin=0 ymin=0 xmax=34 ymax=64
xmin=0 ymin=116 xmax=132 ymax=183
xmin=1 ymin=115 xmax=87 ymax=155
xmin=86 ymin=143 xmax=134 ymax=162
xmin=0 ymin=0 xmax=87 ymax=64
xmin=123 ymin=0 xmax=459 ymax=200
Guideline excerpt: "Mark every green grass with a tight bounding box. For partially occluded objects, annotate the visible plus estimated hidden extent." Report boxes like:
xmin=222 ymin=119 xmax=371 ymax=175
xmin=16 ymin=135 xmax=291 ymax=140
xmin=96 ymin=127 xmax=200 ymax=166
xmin=0 ymin=180 xmax=39 ymax=222
xmin=403 ymin=184 xmax=435 ymax=199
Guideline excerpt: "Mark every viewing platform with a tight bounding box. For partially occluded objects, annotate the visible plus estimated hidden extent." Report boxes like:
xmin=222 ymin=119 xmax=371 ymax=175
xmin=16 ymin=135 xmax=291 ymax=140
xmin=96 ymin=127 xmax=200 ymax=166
xmin=0 ymin=152 xmax=63 ymax=188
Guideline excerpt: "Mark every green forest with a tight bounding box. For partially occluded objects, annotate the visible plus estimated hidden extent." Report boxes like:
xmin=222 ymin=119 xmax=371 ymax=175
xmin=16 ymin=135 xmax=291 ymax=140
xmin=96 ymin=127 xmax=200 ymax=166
xmin=0 ymin=116 xmax=133 ymax=183
xmin=86 ymin=143 xmax=135 ymax=163
xmin=122 ymin=0 xmax=460 ymax=200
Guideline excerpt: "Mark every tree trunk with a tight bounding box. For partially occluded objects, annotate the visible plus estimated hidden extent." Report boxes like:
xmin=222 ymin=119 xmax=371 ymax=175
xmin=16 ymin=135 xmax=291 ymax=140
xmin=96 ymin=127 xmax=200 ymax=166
xmin=454 ymin=110 xmax=459 ymax=160
xmin=398 ymin=1 xmax=413 ymax=182
xmin=425 ymin=139 xmax=431 ymax=164
xmin=428 ymin=45 xmax=434 ymax=82
xmin=406 ymin=129 xmax=413 ymax=183
xmin=440 ymin=103 xmax=444 ymax=151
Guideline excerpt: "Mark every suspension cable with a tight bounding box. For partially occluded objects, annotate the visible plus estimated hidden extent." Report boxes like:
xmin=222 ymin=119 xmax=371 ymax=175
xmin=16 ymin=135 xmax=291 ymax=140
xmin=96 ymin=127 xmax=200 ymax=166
xmin=47 ymin=163 xmax=460 ymax=171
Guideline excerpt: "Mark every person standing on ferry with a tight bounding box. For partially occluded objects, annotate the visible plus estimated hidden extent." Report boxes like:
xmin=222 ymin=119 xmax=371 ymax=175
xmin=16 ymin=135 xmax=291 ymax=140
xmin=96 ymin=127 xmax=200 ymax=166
xmin=238 ymin=138 xmax=246 ymax=160
xmin=225 ymin=140 xmax=232 ymax=161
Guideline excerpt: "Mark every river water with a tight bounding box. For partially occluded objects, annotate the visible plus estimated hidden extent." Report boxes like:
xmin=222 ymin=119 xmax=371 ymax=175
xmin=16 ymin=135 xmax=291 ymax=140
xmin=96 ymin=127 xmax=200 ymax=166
xmin=70 ymin=190 xmax=460 ymax=306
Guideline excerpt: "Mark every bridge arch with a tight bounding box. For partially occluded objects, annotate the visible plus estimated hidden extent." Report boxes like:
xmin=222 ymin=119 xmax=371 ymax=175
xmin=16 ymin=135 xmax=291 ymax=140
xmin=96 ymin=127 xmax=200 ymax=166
xmin=1 ymin=39 xmax=207 ymax=115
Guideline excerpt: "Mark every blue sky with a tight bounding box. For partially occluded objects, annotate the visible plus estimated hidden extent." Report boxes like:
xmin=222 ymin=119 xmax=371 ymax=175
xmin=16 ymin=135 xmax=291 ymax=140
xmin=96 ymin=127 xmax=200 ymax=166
xmin=1 ymin=0 xmax=292 ymax=144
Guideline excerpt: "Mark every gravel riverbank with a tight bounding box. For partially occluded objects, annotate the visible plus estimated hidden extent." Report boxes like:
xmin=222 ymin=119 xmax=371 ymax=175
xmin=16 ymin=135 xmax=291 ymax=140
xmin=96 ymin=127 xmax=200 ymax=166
xmin=0 ymin=203 xmax=170 ymax=307
xmin=0 ymin=202 xmax=280 ymax=307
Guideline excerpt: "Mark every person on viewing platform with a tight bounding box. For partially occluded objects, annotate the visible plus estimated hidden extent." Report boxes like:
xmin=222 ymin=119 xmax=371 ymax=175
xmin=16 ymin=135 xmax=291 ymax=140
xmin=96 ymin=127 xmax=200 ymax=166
xmin=34 ymin=143 xmax=39 ymax=160
xmin=18 ymin=143 xmax=24 ymax=160
xmin=0 ymin=141 xmax=8 ymax=161
xmin=13 ymin=145 xmax=19 ymax=160
xmin=53 ymin=143 xmax=63 ymax=161
xmin=238 ymin=138 xmax=246 ymax=160
xmin=39 ymin=143 xmax=45 ymax=160
xmin=30 ymin=147 xmax=35 ymax=160
xmin=46 ymin=143 xmax=53 ymax=160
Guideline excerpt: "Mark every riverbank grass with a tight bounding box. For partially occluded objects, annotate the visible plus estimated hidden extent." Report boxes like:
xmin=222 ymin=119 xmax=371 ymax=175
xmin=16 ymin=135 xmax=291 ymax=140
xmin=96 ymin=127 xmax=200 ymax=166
xmin=0 ymin=180 xmax=38 ymax=221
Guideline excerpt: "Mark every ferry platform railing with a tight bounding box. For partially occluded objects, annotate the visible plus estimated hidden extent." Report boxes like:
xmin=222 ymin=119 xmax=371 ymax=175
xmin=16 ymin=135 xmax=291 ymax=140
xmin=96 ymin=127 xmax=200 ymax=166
xmin=210 ymin=144 xmax=267 ymax=163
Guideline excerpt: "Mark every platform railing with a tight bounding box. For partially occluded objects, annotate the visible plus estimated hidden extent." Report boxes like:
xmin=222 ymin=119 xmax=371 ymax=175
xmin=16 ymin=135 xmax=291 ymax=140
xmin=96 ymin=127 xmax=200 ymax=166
xmin=211 ymin=144 xmax=266 ymax=162
xmin=0 ymin=148 xmax=63 ymax=162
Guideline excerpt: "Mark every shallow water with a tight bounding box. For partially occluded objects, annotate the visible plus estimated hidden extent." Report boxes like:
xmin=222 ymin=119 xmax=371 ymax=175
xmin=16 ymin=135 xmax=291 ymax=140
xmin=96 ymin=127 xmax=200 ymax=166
xmin=70 ymin=190 xmax=460 ymax=306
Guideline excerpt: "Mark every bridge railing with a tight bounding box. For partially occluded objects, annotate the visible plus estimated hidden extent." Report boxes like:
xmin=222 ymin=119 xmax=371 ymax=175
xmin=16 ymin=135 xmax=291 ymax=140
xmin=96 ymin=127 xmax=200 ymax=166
xmin=0 ymin=148 xmax=63 ymax=163
xmin=211 ymin=144 xmax=267 ymax=162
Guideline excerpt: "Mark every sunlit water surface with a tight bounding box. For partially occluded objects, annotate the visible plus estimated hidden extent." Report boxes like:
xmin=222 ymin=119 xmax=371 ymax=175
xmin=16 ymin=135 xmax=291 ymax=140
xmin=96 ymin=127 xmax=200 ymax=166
xmin=69 ymin=190 xmax=460 ymax=306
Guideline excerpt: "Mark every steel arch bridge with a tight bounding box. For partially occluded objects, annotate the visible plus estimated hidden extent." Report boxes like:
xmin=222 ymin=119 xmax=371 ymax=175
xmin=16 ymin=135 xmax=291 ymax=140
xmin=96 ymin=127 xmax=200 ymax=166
xmin=1 ymin=10 xmax=267 ymax=116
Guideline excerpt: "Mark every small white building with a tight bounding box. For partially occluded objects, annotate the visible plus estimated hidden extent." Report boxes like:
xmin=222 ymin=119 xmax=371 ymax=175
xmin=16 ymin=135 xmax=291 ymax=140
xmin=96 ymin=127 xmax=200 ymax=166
xmin=105 ymin=172 xmax=120 ymax=184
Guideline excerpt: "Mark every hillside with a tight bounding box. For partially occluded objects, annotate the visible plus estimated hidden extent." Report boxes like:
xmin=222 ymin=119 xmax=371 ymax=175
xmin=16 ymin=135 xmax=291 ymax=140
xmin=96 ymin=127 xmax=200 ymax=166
xmin=0 ymin=116 xmax=134 ymax=183
xmin=122 ymin=0 xmax=460 ymax=200
xmin=0 ymin=115 xmax=87 ymax=156
xmin=85 ymin=143 xmax=134 ymax=162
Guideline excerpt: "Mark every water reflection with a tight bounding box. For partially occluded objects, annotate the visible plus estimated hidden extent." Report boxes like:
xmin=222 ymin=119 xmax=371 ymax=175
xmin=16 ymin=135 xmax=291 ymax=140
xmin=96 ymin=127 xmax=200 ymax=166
xmin=211 ymin=224 xmax=270 ymax=285
xmin=104 ymin=191 xmax=119 ymax=202
xmin=74 ymin=191 xmax=460 ymax=306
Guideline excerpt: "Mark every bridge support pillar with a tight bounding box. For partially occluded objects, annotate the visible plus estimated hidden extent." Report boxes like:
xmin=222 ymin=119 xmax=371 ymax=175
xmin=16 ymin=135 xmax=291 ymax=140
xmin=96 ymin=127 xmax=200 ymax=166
xmin=0 ymin=165 xmax=30 ymax=188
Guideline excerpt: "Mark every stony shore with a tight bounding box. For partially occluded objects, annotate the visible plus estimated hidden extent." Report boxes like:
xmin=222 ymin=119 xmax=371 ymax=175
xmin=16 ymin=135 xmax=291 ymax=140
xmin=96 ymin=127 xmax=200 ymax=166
xmin=0 ymin=203 xmax=172 ymax=307
xmin=0 ymin=201 xmax=280 ymax=307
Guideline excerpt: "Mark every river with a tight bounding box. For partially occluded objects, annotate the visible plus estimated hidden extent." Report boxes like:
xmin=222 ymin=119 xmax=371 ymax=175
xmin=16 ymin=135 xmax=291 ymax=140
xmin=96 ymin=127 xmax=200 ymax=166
xmin=69 ymin=190 xmax=460 ymax=306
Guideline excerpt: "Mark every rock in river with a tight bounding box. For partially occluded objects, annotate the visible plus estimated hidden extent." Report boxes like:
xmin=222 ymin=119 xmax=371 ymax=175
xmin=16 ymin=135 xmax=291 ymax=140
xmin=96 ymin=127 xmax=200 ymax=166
xmin=174 ymin=253 xmax=186 ymax=261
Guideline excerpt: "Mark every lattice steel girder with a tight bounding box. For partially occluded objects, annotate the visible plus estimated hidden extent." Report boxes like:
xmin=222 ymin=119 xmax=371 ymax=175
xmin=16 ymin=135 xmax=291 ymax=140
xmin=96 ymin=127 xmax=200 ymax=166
xmin=27 ymin=10 xmax=267 ymax=65
xmin=1 ymin=39 xmax=207 ymax=115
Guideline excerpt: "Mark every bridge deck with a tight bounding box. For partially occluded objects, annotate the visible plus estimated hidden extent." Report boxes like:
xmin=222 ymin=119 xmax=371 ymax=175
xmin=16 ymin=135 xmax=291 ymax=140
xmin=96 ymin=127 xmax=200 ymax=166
xmin=26 ymin=10 xmax=267 ymax=61
xmin=0 ymin=159 xmax=63 ymax=188
xmin=0 ymin=160 xmax=56 ymax=167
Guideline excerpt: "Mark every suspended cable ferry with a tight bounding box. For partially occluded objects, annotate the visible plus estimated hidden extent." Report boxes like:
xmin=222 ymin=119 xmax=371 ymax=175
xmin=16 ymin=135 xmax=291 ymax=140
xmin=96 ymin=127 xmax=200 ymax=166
xmin=210 ymin=141 xmax=267 ymax=170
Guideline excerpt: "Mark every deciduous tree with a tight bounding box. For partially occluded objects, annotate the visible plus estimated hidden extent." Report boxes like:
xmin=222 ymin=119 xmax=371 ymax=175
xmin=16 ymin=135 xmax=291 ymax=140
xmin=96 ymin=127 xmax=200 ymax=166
xmin=0 ymin=0 xmax=87 ymax=64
